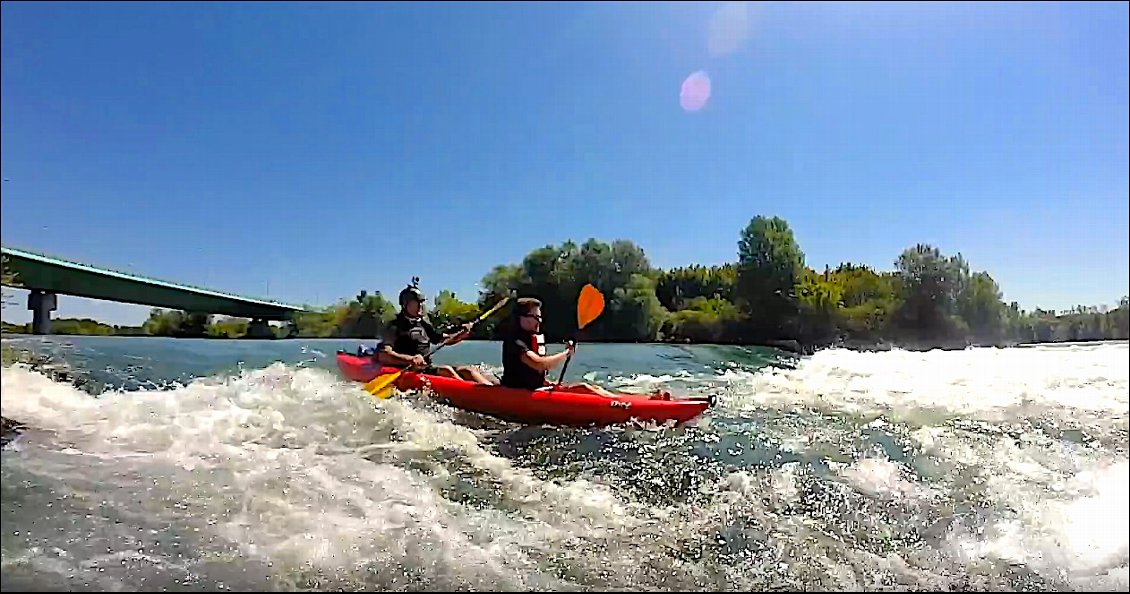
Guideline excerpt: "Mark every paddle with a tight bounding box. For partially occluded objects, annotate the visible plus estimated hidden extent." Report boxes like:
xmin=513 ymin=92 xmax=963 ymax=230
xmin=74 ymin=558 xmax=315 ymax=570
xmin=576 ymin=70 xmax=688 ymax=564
xmin=555 ymin=283 xmax=605 ymax=387
xmin=364 ymin=293 xmax=514 ymax=399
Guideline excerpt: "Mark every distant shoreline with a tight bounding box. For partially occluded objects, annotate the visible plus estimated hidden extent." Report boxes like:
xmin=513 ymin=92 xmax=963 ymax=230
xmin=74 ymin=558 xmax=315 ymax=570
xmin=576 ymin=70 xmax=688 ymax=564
xmin=4 ymin=330 xmax=1125 ymax=354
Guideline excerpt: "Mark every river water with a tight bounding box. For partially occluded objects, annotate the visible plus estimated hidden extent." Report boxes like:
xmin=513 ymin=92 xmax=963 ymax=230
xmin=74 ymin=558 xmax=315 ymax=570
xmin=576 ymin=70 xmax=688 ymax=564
xmin=1 ymin=336 xmax=1127 ymax=591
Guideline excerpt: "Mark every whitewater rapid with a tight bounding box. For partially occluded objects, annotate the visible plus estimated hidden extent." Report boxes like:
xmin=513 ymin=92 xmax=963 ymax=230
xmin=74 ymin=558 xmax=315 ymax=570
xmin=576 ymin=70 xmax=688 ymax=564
xmin=1 ymin=341 xmax=1126 ymax=591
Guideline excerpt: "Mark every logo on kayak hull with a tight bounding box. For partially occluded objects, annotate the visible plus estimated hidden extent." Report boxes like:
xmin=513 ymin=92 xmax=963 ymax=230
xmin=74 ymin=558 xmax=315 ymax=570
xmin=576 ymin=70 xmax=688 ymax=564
xmin=610 ymin=400 xmax=632 ymax=409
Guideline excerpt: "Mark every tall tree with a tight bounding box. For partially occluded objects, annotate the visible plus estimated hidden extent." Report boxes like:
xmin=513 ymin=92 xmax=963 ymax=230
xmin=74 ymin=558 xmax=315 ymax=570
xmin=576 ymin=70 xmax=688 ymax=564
xmin=735 ymin=216 xmax=805 ymax=337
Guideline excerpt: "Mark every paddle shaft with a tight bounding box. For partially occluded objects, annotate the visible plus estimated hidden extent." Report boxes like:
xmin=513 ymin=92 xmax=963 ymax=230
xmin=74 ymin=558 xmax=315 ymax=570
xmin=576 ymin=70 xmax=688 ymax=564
xmin=555 ymin=341 xmax=576 ymax=386
xmin=413 ymin=294 xmax=512 ymax=363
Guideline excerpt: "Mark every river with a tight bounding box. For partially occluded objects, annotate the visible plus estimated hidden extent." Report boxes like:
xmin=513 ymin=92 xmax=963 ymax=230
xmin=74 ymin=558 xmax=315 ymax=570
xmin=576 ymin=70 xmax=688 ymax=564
xmin=1 ymin=336 xmax=1127 ymax=591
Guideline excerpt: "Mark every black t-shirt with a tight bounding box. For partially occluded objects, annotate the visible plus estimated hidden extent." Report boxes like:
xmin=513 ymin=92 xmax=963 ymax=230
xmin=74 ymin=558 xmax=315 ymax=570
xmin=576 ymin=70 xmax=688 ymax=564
xmin=500 ymin=328 xmax=548 ymax=390
xmin=382 ymin=313 xmax=443 ymax=361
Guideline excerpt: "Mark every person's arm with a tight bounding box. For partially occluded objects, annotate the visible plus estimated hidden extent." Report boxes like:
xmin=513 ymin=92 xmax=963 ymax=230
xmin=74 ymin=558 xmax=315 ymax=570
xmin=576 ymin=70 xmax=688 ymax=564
xmin=377 ymin=323 xmax=425 ymax=367
xmin=517 ymin=340 xmax=575 ymax=372
xmin=433 ymin=321 xmax=474 ymax=346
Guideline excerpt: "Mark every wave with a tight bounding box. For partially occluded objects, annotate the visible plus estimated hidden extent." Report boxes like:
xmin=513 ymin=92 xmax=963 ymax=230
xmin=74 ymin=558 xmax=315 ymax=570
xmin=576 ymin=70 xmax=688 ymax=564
xmin=2 ymin=342 xmax=1127 ymax=591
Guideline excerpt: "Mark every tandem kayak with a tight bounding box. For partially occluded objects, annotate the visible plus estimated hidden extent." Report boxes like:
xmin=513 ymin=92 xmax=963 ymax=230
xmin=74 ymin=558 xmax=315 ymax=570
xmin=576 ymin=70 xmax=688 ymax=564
xmin=335 ymin=351 xmax=713 ymax=427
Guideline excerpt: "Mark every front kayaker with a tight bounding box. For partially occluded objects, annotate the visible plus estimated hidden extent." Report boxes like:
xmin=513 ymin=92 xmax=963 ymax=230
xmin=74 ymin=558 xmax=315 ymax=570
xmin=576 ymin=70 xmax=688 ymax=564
xmin=500 ymin=297 xmax=617 ymax=396
xmin=377 ymin=280 xmax=493 ymax=385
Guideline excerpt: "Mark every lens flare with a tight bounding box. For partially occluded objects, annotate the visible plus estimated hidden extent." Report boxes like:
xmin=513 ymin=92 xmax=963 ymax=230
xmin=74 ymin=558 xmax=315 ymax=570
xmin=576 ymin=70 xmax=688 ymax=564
xmin=680 ymin=70 xmax=712 ymax=112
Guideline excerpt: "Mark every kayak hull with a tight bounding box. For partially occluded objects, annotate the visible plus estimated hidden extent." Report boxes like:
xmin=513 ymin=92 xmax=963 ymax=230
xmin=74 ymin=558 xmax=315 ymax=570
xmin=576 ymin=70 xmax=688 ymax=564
xmin=335 ymin=351 xmax=712 ymax=427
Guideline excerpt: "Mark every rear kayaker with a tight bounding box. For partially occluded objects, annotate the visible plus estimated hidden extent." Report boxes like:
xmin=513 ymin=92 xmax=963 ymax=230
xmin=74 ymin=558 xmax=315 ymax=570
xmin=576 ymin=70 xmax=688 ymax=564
xmin=335 ymin=350 xmax=713 ymax=427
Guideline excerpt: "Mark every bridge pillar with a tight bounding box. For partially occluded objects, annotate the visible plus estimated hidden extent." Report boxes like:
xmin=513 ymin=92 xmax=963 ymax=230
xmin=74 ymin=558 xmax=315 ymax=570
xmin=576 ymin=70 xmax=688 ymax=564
xmin=27 ymin=290 xmax=57 ymax=335
xmin=246 ymin=318 xmax=273 ymax=339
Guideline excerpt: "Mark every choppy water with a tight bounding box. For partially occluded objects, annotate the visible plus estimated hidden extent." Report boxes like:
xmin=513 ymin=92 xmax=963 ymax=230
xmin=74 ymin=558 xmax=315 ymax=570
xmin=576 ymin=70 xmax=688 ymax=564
xmin=1 ymin=337 xmax=1127 ymax=591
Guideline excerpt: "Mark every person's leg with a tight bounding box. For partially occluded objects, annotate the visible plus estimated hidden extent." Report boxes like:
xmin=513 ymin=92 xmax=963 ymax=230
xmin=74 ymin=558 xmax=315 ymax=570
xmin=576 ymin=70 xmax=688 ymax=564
xmin=432 ymin=365 xmax=460 ymax=379
xmin=562 ymin=382 xmax=617 ymax=397
xmin=455 ymin=365 xmax=496 ymax=385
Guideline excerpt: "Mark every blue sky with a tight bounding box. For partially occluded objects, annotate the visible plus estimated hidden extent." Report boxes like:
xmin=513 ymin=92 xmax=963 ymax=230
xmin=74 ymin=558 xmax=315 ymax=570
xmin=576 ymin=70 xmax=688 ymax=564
xmin=2 ymin=1 xmax=1127 ymax=325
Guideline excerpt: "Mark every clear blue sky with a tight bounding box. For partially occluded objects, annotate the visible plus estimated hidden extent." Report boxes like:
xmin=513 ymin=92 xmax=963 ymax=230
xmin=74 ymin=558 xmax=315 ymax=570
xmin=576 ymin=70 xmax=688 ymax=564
xmin=2 ymin=2 xmax=1127 ymax=325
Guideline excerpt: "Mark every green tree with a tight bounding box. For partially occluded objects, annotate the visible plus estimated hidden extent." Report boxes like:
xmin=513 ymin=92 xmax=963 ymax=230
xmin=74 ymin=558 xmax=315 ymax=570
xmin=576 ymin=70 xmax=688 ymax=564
xmin=735 ymin=216 xmax=805 ymax=337
xmin=893 ymin=244 xmax=969 ymax=340
xmin=829 ymin=264 xmax=900 ymax=340
xmin=603 ymin=273 xmax=667 ymax=341
xmin=476 ymin=238 xmax=663 ymax=341
xmin=335 ymin=290 xmax=395 ymax=337
xmin=794 ymin=268 xmax=845 ymax=343
xmin=957 ymin=271 xmax=1006 ymax=342
xmin=1 ymin=255 xmax=20 ymax=310
xmin=142 ymin=309 xmax=210 ymax=337
xmin=662 ymin=297 xmax=743 ymax=343
xmin=208 ymin=318 xmax=250 ymax=338
xmin=430 ymin=290 xmax=480 ymax=331
xmin=656 ymin=264 xmax=737 ymax=311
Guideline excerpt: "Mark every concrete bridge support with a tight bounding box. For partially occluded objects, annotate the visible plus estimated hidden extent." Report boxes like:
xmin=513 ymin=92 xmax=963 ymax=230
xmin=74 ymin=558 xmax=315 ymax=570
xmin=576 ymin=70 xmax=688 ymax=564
xmin=246 ymin=318 xmax=273 ymax=339
xmin=27 ymin=290 xmax=57 ymax=335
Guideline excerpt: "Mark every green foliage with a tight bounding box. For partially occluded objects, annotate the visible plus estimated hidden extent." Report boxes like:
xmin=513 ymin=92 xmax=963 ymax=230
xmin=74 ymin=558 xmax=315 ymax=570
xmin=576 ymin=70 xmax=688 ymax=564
xmin=208 ymin=318 xmax=250 ymax=339
xmin=431 ymin=290 xmax=481 ymax=330
xmin=958 ymin=271 xmax=1006 ymax=341
xmin=892 ymin=244 xmax=969 ymax=339
xmin=607 ymin=274 xmax=668 ymax=342
xmin=736 ymin=216 xmax=805 ymax=336
xmin=655 ymin=264 xmax=736 ymax=311
xmin=5 ymin=215 xmax=1125 ymax=348
xmin=794 ymin=268 xmax=845 ymax=342
xmin=143 ymin=309 xmax=211 ymax=337
xmin=661 ymin=297 xmax=743 ymax=343
xmin=1 ymin=255 xmax=19 ymax=310
xmin=828 ymin=264 xmax=899 ymax=339
xmin=476 ymin=238 xmax=658 ymax=341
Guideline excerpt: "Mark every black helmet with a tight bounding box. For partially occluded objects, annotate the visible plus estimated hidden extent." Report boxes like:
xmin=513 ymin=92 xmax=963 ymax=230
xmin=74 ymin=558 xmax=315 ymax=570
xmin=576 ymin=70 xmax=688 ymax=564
xmin=398 ymin=277 xmax=425 ymax=308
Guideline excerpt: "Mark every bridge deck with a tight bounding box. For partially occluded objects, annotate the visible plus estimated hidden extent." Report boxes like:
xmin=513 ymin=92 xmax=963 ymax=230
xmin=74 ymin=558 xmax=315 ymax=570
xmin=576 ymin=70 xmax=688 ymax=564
xmin=2 ymin=246 xmax=305 ymax=320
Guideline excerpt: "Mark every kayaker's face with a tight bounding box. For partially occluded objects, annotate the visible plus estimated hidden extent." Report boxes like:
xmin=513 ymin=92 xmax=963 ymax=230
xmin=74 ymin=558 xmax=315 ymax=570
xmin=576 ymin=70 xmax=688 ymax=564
xmin=520 ymin=306 xmax=542 ymax=332
xmin=405 ymin=299 xmax=422 ymax=317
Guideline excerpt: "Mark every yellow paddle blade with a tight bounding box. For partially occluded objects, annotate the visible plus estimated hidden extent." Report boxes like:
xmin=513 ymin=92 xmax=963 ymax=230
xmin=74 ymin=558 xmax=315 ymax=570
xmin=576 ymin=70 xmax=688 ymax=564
xmin=372 ymin=384 xmax=397 ymax=400
xmin=364 ymin=370 xmax=403 ymax=397
xmin=577 ymin=284 xmax=605 ymax=329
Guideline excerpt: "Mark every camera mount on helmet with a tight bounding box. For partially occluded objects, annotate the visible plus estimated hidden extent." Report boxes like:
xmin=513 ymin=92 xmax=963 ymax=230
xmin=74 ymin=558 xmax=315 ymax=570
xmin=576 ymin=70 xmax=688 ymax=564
xmin=398 ymin=276 xmax=425 ymax=308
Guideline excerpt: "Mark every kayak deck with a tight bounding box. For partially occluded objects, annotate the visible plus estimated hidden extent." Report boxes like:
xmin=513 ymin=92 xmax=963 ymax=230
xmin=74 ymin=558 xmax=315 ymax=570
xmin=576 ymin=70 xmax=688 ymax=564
xmin=335 ymin=350 xmax=713 ymax=427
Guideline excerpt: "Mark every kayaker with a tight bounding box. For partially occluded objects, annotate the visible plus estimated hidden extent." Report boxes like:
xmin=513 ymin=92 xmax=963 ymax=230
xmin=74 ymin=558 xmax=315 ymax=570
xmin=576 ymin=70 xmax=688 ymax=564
xmin=377 ymin=280 xmax=494 ymax=385
xmin=500 ymin=297 xmax=617 ymax=396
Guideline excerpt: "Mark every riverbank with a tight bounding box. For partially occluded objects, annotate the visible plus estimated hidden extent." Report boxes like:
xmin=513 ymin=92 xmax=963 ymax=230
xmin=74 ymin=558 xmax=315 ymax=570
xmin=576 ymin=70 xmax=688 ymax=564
xmin=7 ymin=328 xmax=1128 ymax=355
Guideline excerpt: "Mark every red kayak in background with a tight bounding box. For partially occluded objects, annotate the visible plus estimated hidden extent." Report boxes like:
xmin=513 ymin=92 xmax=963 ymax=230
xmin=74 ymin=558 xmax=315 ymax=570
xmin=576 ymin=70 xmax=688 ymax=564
xmin=335 ymin=351 xmax=713 ymax=427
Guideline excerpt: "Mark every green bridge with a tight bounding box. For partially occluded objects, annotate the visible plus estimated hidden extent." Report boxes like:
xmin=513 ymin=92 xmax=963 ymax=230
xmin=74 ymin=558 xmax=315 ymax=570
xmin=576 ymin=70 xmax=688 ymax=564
xmin=1 ymin=245 xmax=306 ymax=336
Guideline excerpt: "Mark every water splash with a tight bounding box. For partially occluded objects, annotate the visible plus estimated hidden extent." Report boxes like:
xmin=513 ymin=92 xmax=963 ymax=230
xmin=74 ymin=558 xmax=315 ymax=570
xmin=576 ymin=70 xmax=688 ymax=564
xmin=2 ymin=341 xmax=1127 ymax=591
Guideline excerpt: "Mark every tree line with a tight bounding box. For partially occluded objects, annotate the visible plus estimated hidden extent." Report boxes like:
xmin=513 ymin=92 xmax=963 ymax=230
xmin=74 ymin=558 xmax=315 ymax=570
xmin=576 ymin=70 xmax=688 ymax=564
xmin=4 ymin=217 xmax=1128 ymax=348
xmin=467 ymin=215 xmax=1128 ymax=349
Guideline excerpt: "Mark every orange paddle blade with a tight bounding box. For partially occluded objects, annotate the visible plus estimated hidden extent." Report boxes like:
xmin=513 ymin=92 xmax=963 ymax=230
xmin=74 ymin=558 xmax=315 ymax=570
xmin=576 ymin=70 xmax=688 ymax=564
xmin=576 ymin=284 xmax=605 ymax=329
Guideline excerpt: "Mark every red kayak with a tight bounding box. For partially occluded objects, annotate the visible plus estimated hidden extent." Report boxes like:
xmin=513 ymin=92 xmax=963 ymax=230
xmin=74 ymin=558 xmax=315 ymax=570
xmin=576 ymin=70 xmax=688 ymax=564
xmin=335 ymin=351 xmax=713 ymax=427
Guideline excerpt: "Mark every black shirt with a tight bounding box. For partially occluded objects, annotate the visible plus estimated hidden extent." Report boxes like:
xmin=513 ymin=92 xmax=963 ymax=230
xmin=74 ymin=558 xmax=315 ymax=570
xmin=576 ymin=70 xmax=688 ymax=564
xmin=382 ymin=313 xmax=443 ymax=362
xmin=500 ymin=328 xmax=548 ymax=390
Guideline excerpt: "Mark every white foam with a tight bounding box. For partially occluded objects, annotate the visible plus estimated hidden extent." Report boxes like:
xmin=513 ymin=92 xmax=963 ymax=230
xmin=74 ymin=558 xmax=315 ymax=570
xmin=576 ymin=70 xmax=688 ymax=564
xmin=948 ymin=461 xmax=1129 ymax=587
xmin=3 ymin=341 xmax=1128 ymax=590
xmin=836 ymin=456 xmax=940 ymax=501
xmin=0 ymin=363 xmax=655 ymax=589
xmin=715 ymin=343 xmax=1130 ymax=423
